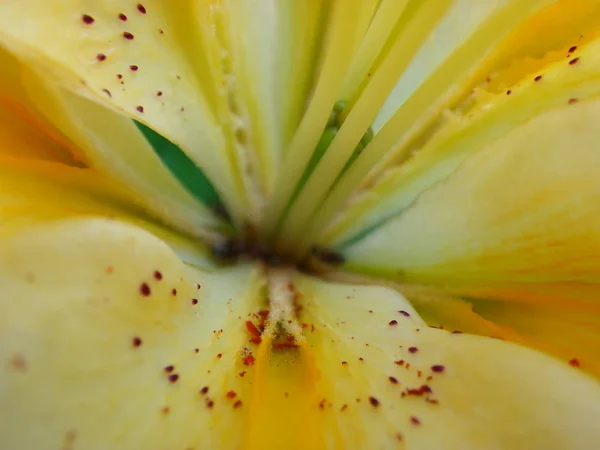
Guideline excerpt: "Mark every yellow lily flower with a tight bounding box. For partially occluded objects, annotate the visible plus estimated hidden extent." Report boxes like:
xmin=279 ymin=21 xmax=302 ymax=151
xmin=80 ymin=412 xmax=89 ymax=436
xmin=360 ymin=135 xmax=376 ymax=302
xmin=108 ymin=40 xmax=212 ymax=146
xmin=2 ymin=0 xmax=600 ymax=448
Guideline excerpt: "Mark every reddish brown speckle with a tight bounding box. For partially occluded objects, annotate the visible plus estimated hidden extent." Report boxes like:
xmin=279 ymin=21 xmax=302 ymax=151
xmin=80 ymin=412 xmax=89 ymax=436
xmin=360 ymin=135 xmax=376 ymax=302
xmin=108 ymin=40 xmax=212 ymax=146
xmin=388 ymin=376 xmax=398 ymax=384
xmin=137 ymin=3 xmax=147 ymax=14
xmin=168 ymin=374 xmax=179 ymax=383
xmin=569 ymin=358 xmax=580 ymax=367
xmin=196 ymin=283 xmax=202 ymax=290
xmin=161 ymin=406 xmax=170 ymax=414
xmin=117 ymin=74 xmax=123 ymax=80
xmin=157 ymin=91 xmax=163 ymax=97
xmin=194 ymin=348 xmax=199 ymax=353
xmin=431 ymin=365 xmax=445 ymax=373
xmin=226 ymin=391 xmax=236 ymax=399
xmin=569 ymin=45 xmax=577 ymax=53
xmin=534 ymin=75 xmax=542 ymax=82
xmin=206 ymin=399 xmax=214 ymax=409
xmin=171 ymin=288 xmax=177 ymax=296
xmin=101 ymin=88 xmax=112 ymax=98
xmin=451 ymin=330 xmax=463 ymax=334
xmin=569 ymin=57 xmax=580 ymax=65
xmin=389 ymin=320 xmax=398 ymax=326
xmin=118 ymin=13 xmax=127 ymax=21
xmin=341 ymin=361 xmax=348 ymax=366
xmin=200 ymin=386 xmax=209 ymax=395
xmin=394 ymin=359 xmax=405 ymax=366
xmin=136 ymin=105 xmax=144 ymax=113
xmin=369 ymin=397 xmax=380 ymax=407
xmin=10 ymin=354 xmax=27 ymax=372
xmin=340 ymin=404 xmax=348 ymax=412
xmin=216 ymin=353 xmax=222 ymax=359
xmin=164 ymin=365 xmax=174 ymax=373
xmin=81 ymin=14 xmax=94 ymax=24
xmin=568 ymin=98 xmax=579 ymax=105
xmin=129 ymin=65 xmax=139 ymax=71
xmin=410 ymin=416 xmax=421 ymax=425
xmin=506 ymin=90 xmax=511 ymax=95
xmin=239 ymin=371 xmax=246 ymax=377
xmin=396 ymin=433 xmax=404 ymax=441
xmin=123 ymin=32 xmax=134 ymax=40
xmin=191 ymin=298 xmax=198 ymax=305
xmin=96 ymin=53 xmax=106 ymax=62
xmin=408 ymin=346 xmax=418 ymax=353
xmin=132 ymin=337 xmax=142 ymax=347
xmin=140 ymin=282 xmax=151 ymax=296
xmin=399 ymin=310 xmax=410 ymax=317
xmin=153 ymin=270 xmax=163 ymax=280
xmin=233 ymin=400 xmax=242 ymax=409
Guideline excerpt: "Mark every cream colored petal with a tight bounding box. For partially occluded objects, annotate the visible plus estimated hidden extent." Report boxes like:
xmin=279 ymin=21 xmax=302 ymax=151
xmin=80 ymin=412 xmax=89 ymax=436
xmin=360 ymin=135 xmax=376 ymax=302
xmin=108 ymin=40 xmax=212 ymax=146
xmin=0 ymin=216 xmax=268 ymax=449
xmin=0 ymin=0 xmax=248 ymax=221
xmin=291 ymin=275 xmax=600 ymax=449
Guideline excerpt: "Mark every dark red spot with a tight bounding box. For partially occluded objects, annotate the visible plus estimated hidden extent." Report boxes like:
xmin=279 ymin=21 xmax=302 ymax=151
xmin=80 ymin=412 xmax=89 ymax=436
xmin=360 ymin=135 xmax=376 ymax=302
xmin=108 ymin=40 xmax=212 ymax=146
xmin=164 ymin=365 xmax=174 ymax=373
xmin=171 ymin=288 xmax=177 ymax=296
xmin=206 ymin=399 xmax=214 ymax=409
xmin=226 ymin=391 xmax=236 ymax=399
xmin=123 ymin=32 xmax=134 ymax=40
xmin=506 ymin=90 xmax=511 ymax=95
xmin=410 ymin=416 xmax=421 ymax=425
xmin=200 ymin=386 xmax=209 ymax=395
xmin=394 ymin=359 xmax=405 ymax=366
xmin=408 ymin=346 xmax=418 ymax=353
xmin=216 ymin=353 xmax=222 ymax=359
xmin=132 ymin=337 xmax=142 ymax=347
xmin=191 ymin=298 xmax=198 ymax=305
xmin=405 ymin=384 xmax=432 ymax=396
xmin=129 ymin=65 xmax=139 ymax=71
xmin=117 ymin=74 xmax=123 ymax=80
xmin=569 ymin=358 xmax=580 ymax=367
xmin=194 ymin=348 xmax=199 ymax=353
xmin=569 ymin=45 xmax=577 ymax=53
xmin=369 ymin=397 xmax=380 ymax=407
xmin=140 ymin=282 xmax=151 ymax=296
xmin=101 ymin=88 xmax=112 ymax=98
xmin=157 ymin=91 xmax=163 ymax=97
xmin=399 ymin=310 xmax=410 ymax=317
xmin=153 ymin=270 xmax=163 ymax=280
xmin=96 ymin=53 xmax=106 ymax=62
xmin=388 ymin=376 xmax=398 ymax=384
xmin=233 ymin=400 xmax=242 ymax=409
xmin=245 ymin=320 xmax=261 ymax=344
xmin=168 ymin=374 xmax=179 ymax=383
xmin=431 ymin=365 xmax=445 ymax=373
xmin=137 ymin=3 xmax=147 ymax=14
xmin=136 ymin=106 xmax=144 ymax=113
xmin=243 ymin=354 xmax=255 ymax=366
xmin=534 ymin=75 xmax=542 ymax=82
xmin=81 ymin=14 xmax=94 ymax=24
xmin=569 ymin=57 xmax=580 ymax=65
xmin=118 ymin=13 xmax=127 ymax=21
xmin=389 ymin=320 xmax=398 ymax=326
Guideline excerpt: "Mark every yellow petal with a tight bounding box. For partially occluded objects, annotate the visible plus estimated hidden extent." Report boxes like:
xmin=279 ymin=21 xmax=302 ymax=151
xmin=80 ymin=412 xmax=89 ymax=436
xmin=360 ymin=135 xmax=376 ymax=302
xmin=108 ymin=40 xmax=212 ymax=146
xmin=0 ymin=0 xmax=249 ymax=220
xmin=0 ymin=154 xmax=214 ymax=268
xmin=246 ymin=274 xmax=600 ymax=449
xmin=0 ymin=45 xmax=82 ymax=164
xmin=0 ymin=215 xmax=268 ymax=449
